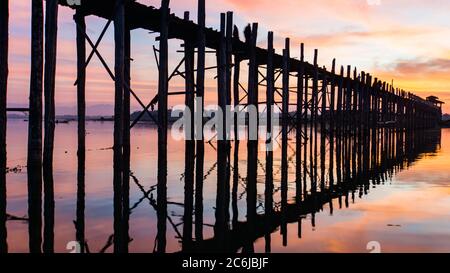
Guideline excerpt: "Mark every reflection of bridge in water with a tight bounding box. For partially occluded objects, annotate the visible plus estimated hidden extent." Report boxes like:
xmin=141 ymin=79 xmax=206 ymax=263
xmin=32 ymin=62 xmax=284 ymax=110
xmin=179 ymin=128 xmax=441 ymax=253
xmin=0 ymin=0 xmax=444 ymax=253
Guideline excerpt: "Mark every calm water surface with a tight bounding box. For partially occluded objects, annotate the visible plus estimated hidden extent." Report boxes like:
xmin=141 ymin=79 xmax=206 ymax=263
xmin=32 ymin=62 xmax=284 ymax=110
xmin=4 ymin=119 xmax=450 ymax=253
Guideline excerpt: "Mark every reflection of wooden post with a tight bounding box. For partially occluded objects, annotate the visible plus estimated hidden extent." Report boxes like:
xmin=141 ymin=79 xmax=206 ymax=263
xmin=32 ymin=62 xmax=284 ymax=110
xmin=43 ymin=0 xmax=58 ymax=253
xmin=74 ymin=9 xmax=86 ymax=254
xmin=0 ymin=0 xmax=8 ymax=253
xmin=28 ymin=0 xmax=44 ymax=254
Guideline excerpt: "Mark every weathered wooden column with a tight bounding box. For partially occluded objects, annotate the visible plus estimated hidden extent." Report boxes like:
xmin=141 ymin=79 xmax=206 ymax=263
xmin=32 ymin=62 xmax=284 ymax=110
xmin=27 ymin=0 xmax=44 ymax=253
xmin=320 ymin=70 xmax=327 ymax=190
xmin=113 ymin=0 xmax=125 ymax=253
xmin=225 ymin=12 xmax=233 ymax=109
xmin=195 ymin=0 xmax=205 ymax=241
xmin=217 ymin=14 xmax=227 ymax=139
xmin=247 ymin=23 xmax=258 ymax=124
xmin=244 ymin=22 xmax=258 ymax=253
xmin=157 ymin=0 xmax=170 ymax=254
xmin=281 ymin=38 xmax=290 ymax=247
xmin=329 ymin=60 xmax=336 ymax=187
xmin=295 ymin=44 xmax=304 ymax=206
xmin=121 ymin=22 xmax=131 ymax=253
xmin=266 ymin=32 xmax=274 ymax=141
xmin=0 ymin=0 xmax=9 ymax=253
xmin=182 ymin=11 xmax=195 ymax=252
xmin=312 ymin=50 xmax=319 ymax=187
xmin=215 ymin=13 xmax=228 ymax=249
xmin=233 ymin=26 xmax=241 ymax=140
xmin=74 ymin=8 xmax=86 ymax=254
xmin=265 ymin=31 xmax=275 ymax=252
xmin=351 ymin=69 xmax=358 ymax=177
xmin=42 ymin=0 xmax=58 ymax=253
xmin=296 ymin=44 xmax=304 ymax=128
xmin=336 ymin=66 xmax=344 ymax=184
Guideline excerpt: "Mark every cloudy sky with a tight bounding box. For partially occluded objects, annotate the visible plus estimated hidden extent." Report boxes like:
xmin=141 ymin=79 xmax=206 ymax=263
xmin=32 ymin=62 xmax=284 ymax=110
xmin=6 ymin=0 xmax=450 ymax=114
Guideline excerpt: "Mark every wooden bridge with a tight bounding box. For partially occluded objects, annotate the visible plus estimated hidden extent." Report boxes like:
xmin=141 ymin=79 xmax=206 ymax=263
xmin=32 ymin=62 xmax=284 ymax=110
xmin=0 ymin=0 xmax=444 ymax=253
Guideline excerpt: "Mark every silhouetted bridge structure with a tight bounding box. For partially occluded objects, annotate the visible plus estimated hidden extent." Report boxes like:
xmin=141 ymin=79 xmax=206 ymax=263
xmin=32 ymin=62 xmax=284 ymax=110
xmin=0 ymin=0 xmax=444 ymax=253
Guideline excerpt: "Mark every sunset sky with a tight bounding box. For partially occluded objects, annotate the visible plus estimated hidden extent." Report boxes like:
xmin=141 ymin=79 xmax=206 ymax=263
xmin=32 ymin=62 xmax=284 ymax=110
xmin=6 ymin=0 xmax=450 ymax=114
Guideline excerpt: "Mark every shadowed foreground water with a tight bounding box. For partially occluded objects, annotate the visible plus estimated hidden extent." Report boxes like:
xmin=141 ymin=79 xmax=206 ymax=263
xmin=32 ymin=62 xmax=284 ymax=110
xmin=3 ymin=119 xmax=450 ymax=253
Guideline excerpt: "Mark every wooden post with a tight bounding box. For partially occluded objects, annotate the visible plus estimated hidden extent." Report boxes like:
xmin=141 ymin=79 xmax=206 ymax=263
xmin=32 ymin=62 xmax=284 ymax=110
xmin=296 ymin=44 xmax=304 ymax=128
xmin=225 ymin=12 xmax=233 ymax=108
xmin=295 ymin=43 xmax=304 ymax=209
xmin=281 ymin=38 xmax=290 ymax=247
xmin=266 ymin=32 xmax=274 ymax=141
xmin=244 ymin=23 xmax=259 ymax=253
xmin=182 ymin=11 xmax=195 ymax=251
xmin=42 ymin=0 xmax=58 ymax=253
xmin=0 ymin=0 xmax=8 ymax=253
xmin=247 ymin=23 xmax=258 ymax=118
xmin=321 ymin=68 xmax=327 ymax=129
xmin=196 ymin=0 xmax=206 ymax=137
xmin=282 ymin=39 xmax=290 ymax=124
xmin=113 ymin=0 xmax=125 ymax=253
xmin=313 ymin=49 xmax=318 ymax=187
xmin=157 ymin=0 xmax=170 ymax=254
xmin=215 ymin=14 xmax=228 ymax=249
xmin=320 ymin=71 xmax=327 ymax=190
xmin=217 ymin=14 xmax=227 ymax=139
xmin=351 ymin=69 xmax=358 ymax=177
xmin=336 ymin=66 xmax=344 ymax=183
xmin=28 ymin=0 xmax=44 ymax=253
xmin=74 ymin=9 xmax=86 ymax=254
xmin=329 ymin=60 xmax=336 ymax=188
xmin=195 ymin=0 xmax=205 ymax=241
xmin=121 ymin=22 xmax=131 ymax=253
xmin=330 ymin=59 xmax=336 ymax=129
xmin=184 ymin=12 xmax=195 ymax=137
